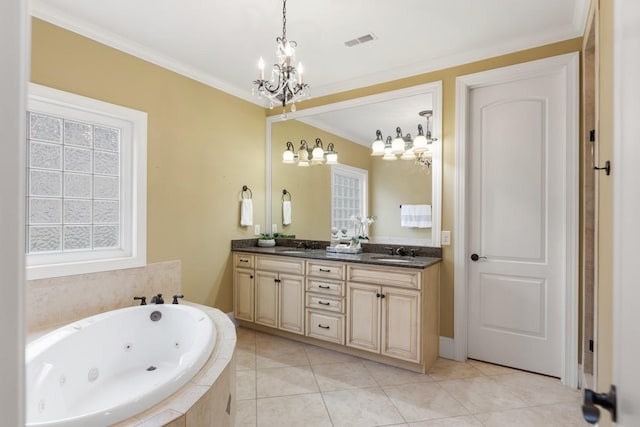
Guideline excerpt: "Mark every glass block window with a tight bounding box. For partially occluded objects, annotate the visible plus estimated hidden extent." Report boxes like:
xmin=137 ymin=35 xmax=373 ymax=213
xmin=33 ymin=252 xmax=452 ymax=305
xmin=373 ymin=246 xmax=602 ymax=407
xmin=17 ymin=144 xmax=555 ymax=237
xmin=27 ymin=113 xmax=121 ymax=253
xmin=331 ymin=164 xmax=368 ymax=236
xmin=26 ymin=84 xmax=147 ymax=280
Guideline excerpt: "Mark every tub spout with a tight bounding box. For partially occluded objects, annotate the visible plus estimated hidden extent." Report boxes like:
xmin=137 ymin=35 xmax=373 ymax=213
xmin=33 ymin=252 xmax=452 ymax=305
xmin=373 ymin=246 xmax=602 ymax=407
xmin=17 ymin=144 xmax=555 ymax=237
xmin=151 ymin=294 xmax=164 ymax=304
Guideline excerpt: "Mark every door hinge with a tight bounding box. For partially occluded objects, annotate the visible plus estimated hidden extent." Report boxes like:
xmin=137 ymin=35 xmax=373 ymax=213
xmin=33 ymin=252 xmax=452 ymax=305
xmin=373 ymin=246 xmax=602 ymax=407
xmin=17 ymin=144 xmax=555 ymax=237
xmin=589 ymin=339 xmax=594 ymax=352
xmin=589 ymin=129 xmax=596 ymax=142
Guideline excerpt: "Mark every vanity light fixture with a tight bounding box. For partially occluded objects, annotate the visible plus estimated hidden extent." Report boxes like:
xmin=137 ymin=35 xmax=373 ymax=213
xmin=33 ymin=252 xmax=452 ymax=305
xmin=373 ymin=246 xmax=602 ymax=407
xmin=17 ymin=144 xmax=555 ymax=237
xmin=282 ymin=138 xmax=338 ymax=166
xmin=252 ymin=0 xmax=310 ymax=119
xmin=371 ymin=110 xmax=436 ymax=167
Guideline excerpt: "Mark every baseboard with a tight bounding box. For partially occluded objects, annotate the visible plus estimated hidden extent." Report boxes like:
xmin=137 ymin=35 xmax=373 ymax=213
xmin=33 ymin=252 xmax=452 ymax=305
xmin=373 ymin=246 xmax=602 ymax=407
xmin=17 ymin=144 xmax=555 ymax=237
xmin=226 ymin=312 xmax=239 ymax=327
xmin=439 ymin=336 xmax=455 ymax=359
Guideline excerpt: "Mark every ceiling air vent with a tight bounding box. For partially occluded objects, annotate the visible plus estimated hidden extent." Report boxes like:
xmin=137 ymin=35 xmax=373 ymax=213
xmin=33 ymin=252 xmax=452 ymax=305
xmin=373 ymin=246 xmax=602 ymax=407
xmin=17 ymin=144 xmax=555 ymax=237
xmin=344 ymin=33 xmax=377 ymax=47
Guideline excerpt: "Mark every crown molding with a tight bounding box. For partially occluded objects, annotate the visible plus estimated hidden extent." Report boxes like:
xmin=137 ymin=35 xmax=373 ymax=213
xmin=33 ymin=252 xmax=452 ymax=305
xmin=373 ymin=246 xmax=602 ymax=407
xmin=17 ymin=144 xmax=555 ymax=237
xmin=30 ymin=0 xmax=588 ymax=106
xmin=30 ymin=0 xmax=264 ymax=107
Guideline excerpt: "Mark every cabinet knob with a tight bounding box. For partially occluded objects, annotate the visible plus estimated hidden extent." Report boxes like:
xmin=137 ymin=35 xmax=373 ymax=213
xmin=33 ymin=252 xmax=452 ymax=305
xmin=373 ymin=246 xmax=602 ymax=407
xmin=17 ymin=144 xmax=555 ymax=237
xmin=376 ymin=293 xmax=381 ymax=298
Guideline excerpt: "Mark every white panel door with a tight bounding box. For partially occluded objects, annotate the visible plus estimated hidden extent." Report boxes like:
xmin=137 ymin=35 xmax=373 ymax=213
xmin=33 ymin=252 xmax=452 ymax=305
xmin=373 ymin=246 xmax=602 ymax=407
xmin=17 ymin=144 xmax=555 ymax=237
xmin=468 ymin=68 xmax=570 ymax=377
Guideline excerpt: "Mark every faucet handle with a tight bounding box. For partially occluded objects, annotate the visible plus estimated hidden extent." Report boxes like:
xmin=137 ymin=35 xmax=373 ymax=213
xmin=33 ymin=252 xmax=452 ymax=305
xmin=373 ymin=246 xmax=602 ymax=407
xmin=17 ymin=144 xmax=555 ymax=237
xmin=410 ymin=248 xmax=419 ymax=257
xmin=172 ymin=294 xmax=184 ymax=304
xmin=133 ymin=296 xmax=147 ymax=305
xmin=384 ymin=247 xmax=394 ymax=255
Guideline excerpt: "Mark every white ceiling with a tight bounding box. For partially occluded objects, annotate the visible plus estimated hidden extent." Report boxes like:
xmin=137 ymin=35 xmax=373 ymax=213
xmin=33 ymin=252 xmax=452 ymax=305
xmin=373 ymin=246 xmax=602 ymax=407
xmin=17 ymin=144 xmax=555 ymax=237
xmin=31 ymin=0 xmax=589 ymax=105
xmin=31 ymin=0 xmax=588 ymax=148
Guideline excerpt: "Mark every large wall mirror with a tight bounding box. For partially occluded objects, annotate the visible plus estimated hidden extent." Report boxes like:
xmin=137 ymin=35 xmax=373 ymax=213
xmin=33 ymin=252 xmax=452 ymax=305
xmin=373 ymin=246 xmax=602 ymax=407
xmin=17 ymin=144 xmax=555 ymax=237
xmin=266 ymin=81 xmax=442 ymax=247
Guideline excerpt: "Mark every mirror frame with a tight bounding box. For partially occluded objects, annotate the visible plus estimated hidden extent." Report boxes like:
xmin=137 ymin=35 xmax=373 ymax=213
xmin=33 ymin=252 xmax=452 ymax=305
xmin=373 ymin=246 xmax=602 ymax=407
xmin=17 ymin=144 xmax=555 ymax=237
xmin=265 ymin=81 xmax=443 ymax=247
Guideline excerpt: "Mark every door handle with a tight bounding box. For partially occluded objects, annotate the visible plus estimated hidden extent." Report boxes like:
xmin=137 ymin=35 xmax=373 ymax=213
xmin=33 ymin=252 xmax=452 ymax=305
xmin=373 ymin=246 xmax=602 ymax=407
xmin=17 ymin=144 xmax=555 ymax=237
xmin=470 ymin=253 xmax=487 ymax=262
xmin=582 ymin=385 xmax=617 ymax=424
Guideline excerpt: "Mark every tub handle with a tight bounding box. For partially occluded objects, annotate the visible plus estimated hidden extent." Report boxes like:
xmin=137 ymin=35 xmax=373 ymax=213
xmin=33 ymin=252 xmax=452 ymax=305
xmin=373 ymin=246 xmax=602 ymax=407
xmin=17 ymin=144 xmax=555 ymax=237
xmin=134 ymin=296 xmax=147 ymax=305
xmin=172 ymin=294 xmax=184 ymax=304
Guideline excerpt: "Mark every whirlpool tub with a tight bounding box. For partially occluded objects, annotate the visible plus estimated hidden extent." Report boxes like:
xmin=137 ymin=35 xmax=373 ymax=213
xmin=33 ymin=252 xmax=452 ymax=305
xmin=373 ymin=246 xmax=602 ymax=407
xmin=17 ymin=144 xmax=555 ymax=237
xmin=26 ymin=304 xmax=216 ymax=426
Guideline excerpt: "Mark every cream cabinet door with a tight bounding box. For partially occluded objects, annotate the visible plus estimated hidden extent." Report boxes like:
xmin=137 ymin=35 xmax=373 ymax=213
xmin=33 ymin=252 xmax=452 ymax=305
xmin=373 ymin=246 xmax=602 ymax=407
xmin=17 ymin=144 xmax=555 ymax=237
xmin=381 ymin=286 xmax=421 ymax=363
xmin=255 ymin=271 xmax=278 ymax=328
xmin=346 ymin=282 xmax=381 ymax=354
xmin=234 ymin=267 xmax=254 ymax=322
xmin=278 ymin=273 xmax=305 ymax=335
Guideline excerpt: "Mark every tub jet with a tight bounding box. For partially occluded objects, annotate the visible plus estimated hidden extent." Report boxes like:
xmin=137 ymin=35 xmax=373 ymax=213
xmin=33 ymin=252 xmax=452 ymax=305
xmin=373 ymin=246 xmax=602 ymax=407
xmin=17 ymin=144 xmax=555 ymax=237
xmin=150 ymin=311 xmax=162 ymax=321
xmin=146 ymin=366 xmax=157 ymax=371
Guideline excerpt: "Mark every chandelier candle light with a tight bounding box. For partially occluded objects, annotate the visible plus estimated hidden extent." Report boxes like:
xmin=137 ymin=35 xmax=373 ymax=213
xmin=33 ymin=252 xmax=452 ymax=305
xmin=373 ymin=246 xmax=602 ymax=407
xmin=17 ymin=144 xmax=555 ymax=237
xmin=253 ymin=0 xmax=309 ymax=119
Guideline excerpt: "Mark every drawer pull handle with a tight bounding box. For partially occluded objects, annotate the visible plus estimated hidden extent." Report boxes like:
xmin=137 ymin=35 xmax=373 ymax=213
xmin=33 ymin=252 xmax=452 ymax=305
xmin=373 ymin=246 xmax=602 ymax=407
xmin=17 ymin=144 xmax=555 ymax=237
xmin=318 ymin=285 xmax=331 ymax=289
xmin=239 ymin=259 xmax=249 ymax=263
xmin=318 ymin=324 xmax=330 ymax=329
xmin=319 ymin=268 xmax=331 ymax=273
xmin=318 ymin=301 xmax=331 ymax=306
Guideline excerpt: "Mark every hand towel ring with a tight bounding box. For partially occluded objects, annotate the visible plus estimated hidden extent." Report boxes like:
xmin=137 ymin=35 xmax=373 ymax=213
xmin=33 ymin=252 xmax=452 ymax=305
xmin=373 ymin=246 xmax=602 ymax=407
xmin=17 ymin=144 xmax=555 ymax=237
xmin=282 ymin=189 xmax=292 ymax=201
xmin=242 ymin=185 xmax=253 ymax=199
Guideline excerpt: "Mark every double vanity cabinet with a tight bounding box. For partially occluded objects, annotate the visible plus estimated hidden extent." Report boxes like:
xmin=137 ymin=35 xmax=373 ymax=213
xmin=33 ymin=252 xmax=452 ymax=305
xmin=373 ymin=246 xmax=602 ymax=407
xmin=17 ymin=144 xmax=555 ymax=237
xmin=233 ymin=248 xmax=440 ymax=373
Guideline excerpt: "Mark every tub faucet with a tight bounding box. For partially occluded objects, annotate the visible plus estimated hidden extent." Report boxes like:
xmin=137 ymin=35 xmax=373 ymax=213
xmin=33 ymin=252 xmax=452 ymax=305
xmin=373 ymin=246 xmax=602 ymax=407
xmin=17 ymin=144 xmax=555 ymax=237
xmin=133 ymin=296 xmax=147 ymax=305
xmin=151 ymin=293 xmax=164 ymax=304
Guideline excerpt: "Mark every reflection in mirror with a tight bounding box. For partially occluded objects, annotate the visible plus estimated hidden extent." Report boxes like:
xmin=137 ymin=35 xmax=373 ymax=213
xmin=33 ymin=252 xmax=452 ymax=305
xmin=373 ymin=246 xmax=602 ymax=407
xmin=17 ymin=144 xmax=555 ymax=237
xmin=266 ymin=82 xmax=442 ymax=246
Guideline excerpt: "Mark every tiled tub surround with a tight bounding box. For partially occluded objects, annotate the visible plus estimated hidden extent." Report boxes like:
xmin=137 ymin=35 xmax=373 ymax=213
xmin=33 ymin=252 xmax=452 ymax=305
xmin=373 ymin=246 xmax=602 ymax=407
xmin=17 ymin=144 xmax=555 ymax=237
xmin=27 ymin=303 xmax=237 ymax=427
xmin=26 ymin=260 xmax=181 ymax=333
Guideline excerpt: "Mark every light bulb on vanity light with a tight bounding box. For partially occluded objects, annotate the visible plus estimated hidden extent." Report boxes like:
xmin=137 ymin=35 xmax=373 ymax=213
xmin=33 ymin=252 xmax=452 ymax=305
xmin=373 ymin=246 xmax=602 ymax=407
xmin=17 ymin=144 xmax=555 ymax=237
xmin=311 ymin=138 xmax=325 ymax=164
xmin=371 ymin=130 xmax=385 ymax=156
xmin=282 ymin=141 xmax=296 ymax=163
xmin=391 ymin=127 xmax=405 ymax=155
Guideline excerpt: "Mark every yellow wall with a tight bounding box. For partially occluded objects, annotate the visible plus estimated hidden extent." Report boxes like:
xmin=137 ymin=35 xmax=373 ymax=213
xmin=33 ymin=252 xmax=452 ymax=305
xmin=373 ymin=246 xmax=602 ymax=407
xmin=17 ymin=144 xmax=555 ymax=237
xmin=271 ymin=120 xmax=371 ymax=240
xmin=32 ymin=17 xmax=584 ymax=338
xmin=30 ymin=18 xmax=266 ymax=312
xmin=271 ymin=38 xmax=583 ymax=337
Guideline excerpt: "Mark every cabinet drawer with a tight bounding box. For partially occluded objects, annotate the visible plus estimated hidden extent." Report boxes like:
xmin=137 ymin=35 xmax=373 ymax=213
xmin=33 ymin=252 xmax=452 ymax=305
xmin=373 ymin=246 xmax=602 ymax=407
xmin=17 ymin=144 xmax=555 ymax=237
xmin=307 ymin=260 xmax=345 ymax=280
xmin=306 ymin=310 xmax=344 ymax=345
xmin=306 ymin=293 xmax=344 ymax=313
xmin=256 ymin=255 xmax=305 ymax=275
xmin=234 ymin=253 xmax=254 ymax=268
xmin=306 ymin=278 xmax=345 ymax=296
xmin=347 ymin=264 xmax=421 ymax=289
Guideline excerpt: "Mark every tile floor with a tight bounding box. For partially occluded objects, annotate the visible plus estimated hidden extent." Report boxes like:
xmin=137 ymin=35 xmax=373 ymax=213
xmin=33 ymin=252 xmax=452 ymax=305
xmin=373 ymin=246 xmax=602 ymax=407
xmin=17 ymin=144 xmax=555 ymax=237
xmin=234 ymin=327 xmax=586 ymax=427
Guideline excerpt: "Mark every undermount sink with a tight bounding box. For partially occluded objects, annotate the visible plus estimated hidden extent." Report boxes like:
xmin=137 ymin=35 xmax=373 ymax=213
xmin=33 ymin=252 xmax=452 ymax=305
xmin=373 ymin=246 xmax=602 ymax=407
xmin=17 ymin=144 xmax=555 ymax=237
xmin=371 ymin=257 xmax=413 ymax=263
xmin=277 ymin=250 xmax=306 ymax=254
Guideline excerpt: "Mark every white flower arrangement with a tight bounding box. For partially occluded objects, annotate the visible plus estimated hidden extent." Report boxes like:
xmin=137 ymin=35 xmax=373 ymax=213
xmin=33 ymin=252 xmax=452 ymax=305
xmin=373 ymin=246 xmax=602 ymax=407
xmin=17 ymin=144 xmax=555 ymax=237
xmin=349 ymin=214 xmax=376 ymax=240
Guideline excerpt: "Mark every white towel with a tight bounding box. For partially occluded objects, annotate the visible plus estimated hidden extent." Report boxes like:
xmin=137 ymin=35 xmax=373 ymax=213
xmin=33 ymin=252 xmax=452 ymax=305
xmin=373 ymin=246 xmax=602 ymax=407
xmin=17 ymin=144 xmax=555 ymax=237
xmin=400 ymin=204 xmax=432 ymax=228
xmin=282 ymin=200 xmax=292 ymax=225
xmin=240 ymin=199 xmax=253 ymax=226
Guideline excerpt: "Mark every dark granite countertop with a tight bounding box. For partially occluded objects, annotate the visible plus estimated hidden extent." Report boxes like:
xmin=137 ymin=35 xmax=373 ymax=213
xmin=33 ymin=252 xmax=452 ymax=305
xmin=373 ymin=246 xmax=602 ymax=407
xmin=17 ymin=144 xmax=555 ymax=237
xmin=232 ymin=245 xmax=441 ymax=269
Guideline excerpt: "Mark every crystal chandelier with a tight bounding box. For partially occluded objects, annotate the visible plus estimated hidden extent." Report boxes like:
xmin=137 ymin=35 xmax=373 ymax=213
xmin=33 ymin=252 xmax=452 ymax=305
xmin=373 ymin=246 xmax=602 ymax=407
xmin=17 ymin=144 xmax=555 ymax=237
xmin=253 ymin=0 xmax=309 ymax=119
xmin=370 ymin=110 xmax=436 ymax=168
